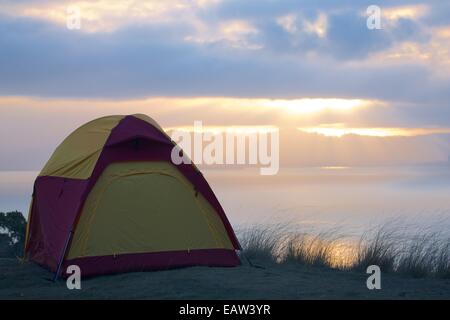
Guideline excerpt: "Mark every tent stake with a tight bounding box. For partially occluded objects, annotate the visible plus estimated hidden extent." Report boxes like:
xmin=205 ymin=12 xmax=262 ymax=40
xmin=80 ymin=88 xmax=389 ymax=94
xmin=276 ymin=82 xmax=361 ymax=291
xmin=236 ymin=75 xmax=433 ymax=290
xmin=241 ymin=251 xmax=265 ymax=269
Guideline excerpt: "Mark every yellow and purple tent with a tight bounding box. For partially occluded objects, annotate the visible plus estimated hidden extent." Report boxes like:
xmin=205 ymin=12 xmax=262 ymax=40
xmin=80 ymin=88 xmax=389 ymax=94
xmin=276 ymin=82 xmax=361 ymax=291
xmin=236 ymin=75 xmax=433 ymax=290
xmin=24 ymin=114 xmax=240 ymax=278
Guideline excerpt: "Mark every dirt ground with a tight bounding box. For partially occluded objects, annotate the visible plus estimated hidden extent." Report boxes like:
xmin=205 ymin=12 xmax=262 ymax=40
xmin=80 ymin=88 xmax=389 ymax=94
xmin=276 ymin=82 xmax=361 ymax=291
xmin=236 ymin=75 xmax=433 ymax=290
xmin=1 ymin=258 xmax=449 ymax=299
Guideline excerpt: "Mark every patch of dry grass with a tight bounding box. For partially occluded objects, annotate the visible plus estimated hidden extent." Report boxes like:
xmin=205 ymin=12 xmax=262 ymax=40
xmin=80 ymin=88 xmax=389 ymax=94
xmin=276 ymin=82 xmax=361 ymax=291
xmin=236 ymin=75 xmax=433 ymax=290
xmin=238 ymin=221 xmax=450 ymax=278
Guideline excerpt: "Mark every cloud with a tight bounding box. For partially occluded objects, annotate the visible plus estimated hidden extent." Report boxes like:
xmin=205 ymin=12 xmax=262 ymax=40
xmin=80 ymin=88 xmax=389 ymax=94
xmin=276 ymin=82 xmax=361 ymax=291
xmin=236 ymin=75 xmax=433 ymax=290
xmin=0 ymin=0 xmax=449 ymax=140
xmin=298 ymin=126 xmax=450 ymax=137
xmin=1 ymin=12 xmax=449 ymax=104
xmin=0 ymin=0 xmax=450 ymax=171
xmin=1 ymin=94 xmax=450 ymax=170
xmin=184 ymin=19 xmax=262 ymax=50
xmin=0 ymin=0 xmax=215 ymax=32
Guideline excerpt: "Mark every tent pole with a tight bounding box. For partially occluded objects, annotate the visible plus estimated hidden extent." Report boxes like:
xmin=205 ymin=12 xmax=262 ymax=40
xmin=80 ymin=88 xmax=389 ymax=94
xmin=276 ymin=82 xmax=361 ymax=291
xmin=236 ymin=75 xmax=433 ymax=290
xmin=53 ymin=230 xmax=73 ymax=282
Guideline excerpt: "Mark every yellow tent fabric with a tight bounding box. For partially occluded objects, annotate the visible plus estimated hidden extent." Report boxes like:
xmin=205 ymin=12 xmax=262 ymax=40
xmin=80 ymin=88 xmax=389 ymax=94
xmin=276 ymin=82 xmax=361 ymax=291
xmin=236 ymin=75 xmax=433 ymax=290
xmin=38 ymin=114 xmax=170 ymax=180
xmin=39 ymin=115 xmax=125 ymax=179
xmin=68 ymin=161 xmax=234 ymax=259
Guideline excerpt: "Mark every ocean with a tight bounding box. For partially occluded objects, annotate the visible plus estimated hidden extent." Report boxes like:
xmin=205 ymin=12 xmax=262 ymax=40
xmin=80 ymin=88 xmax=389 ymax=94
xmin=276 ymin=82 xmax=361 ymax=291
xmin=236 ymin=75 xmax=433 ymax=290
xmin=1 ymin=166 xmax=450 ymax=236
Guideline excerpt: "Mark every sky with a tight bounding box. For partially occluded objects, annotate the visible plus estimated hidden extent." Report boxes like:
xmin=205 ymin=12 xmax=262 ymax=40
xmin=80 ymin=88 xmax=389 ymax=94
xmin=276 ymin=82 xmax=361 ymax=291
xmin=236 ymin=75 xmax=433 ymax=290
xmin=1 ymin=0 xmax=450 ymax=170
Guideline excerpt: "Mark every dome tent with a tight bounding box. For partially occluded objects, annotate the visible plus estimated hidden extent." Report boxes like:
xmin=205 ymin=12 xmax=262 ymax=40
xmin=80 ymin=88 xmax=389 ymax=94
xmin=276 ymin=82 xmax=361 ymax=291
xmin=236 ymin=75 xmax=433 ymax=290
xmin=25 ymin=114 xmax=241 ymax=278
